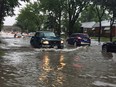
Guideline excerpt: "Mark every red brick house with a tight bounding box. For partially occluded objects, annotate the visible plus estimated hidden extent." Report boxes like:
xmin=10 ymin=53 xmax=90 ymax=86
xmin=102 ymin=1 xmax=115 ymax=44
xmin=81 ymin=22 xmax=96 ymax=36
xmin=93 ymin=20 xmax=116 ymax=37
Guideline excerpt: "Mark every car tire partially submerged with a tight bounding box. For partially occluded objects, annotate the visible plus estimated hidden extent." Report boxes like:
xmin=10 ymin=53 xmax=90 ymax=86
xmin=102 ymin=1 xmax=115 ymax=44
xmin=102 ymin=45 xmax=108 ymax=52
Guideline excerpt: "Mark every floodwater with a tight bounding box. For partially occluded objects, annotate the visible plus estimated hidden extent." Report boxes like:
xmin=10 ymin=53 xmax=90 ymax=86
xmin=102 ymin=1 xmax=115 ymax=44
xmin=0 ymin=33 xmax=116 ymax=87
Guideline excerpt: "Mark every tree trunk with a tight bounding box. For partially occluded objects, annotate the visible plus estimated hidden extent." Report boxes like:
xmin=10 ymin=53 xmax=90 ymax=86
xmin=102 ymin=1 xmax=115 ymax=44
xmin=57 ymin=13 xmax=61 ymax=36
xmin=98 ymin=20 xmax=102 ymax=44
xmin=68 ymin=18 xmax=76 ymax=36
xmin=110 ymin=19 xmax=114 ymax=42
xmin=0 ymin=0 xmax=5 ymax=31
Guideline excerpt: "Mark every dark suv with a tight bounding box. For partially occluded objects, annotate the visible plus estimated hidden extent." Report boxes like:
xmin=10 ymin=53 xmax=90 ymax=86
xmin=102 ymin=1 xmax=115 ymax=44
xmin=30 ymin=31 xmax=64 ymax=49
xmin=102 ymin=41 xmax=116 ymax=52
xmin=66 ymin=33 xmax=91 ymax=46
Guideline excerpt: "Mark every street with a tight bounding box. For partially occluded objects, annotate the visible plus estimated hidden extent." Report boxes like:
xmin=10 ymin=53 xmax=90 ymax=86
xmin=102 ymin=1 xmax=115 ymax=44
xmin=0 ymin=33 xmax=116 ymax=87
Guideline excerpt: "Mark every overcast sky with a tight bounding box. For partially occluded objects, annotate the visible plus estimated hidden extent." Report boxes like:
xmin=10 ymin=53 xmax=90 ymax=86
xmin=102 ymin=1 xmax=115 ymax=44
xmin=3 ymin=0 xmax=36 ymax=26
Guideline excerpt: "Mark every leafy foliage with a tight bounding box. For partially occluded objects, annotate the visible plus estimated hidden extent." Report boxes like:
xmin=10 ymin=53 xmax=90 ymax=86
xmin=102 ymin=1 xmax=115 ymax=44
xmin=40 ymin=0 xmax=65 ymax=35
xmin=105 ymin=0 xmax=116 ymax=41
xmin=16 ymin=2 xmax=45 ymax=32
xmin=65 ymin=0 xmax=90 ymax=35
xmin=0 ymin=0 xmax=30 ymax=31
xmin=15 ymin=0 xmax=116 ymax=39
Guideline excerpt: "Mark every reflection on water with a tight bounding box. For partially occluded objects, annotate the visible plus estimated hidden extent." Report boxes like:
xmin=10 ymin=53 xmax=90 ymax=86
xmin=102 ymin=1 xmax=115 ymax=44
xmin=58 ymin=54 xmax=66 ymax=70
xmin=42 ymin=53 xmax=51 ymax=71
xmin=1 ymin=33 xmax=116 ymax=87
xmin=38 ymin=52 xmax=66 ymax=87
xmin=0 ymin=63 xmax=18 ymax=87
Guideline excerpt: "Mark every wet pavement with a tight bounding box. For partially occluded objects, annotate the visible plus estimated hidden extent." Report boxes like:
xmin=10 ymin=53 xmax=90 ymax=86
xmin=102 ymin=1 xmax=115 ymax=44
xmin=0 ymin=33 xmax=116 ymax=87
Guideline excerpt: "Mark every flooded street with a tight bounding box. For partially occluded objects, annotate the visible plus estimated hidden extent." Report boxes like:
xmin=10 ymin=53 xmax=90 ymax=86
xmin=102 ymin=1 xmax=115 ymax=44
xmin=0 ymin=33 xmax=116 ymax=87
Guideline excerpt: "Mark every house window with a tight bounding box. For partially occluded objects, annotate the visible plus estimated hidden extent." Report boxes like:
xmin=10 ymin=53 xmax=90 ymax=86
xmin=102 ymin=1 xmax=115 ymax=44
xmin=105 ymin=30 xmax=110 ymax=33
xmin=104 ymin=27 xmax=110 ymax=30
xmin=104 ymin=27 xmax=110 ymax=33
xmin=84 ymin=28 xmax=87 ymax=32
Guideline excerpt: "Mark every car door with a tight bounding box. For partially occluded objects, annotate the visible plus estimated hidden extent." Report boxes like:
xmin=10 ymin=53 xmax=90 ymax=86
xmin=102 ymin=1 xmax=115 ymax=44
xmin=30 ymin=32 xmax=43 ymax=47
xmin=112 ymin=41 xmax=116 ymax=52
xmin=35 ymin=32 xmax=44 ymax=44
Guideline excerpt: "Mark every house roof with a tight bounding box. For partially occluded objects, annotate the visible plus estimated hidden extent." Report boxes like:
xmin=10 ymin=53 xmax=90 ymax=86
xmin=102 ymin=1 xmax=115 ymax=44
xmin=81 ymin=22 xmax=96 ymax=28
xmin=93 ymin=20 xmax=116 ymax=27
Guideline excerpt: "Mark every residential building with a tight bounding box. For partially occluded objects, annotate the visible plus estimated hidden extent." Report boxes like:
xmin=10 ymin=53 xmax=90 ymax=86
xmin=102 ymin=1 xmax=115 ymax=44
xmin=81 ymin=22 xmax=96 ymax=36
xmin=93 ymin=20 xmax=116 ymax=37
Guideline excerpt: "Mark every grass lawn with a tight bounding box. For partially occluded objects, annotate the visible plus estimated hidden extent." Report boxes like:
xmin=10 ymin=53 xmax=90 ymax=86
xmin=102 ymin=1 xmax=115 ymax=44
xmin=91 ymin=37 xmax=116 ymax=42
xmin=0 ymin=41 xmax=4 ymax=56
xmin=0 ymin=50 xmax=4 ymax=56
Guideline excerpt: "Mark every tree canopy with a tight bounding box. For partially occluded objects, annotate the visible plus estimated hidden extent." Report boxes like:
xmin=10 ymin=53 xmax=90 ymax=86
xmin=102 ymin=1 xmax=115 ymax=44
xmin=0 ymin=0 xmax=30 ymax=31
xmin=15 ymin=0 xmax=116 ymax=39
xmin=16 ymin=2 xmax=45 ymax=32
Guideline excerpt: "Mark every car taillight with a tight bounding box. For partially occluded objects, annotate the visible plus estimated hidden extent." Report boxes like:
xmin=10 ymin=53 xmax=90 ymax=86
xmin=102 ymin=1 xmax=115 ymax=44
xmin=77 ymin=37 xmax=82 ymax=39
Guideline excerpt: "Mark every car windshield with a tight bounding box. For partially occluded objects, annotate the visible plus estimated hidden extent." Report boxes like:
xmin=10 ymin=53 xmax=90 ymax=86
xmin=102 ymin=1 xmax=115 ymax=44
xmin=44 ymin=32 xmax=56 ymax=37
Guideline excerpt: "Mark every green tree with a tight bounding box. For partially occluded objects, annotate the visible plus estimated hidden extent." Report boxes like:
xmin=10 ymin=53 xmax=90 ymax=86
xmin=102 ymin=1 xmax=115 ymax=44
xmin=40 ymin=0 xmax=65 ymax=35
xmin=79 ymin=5 xmax=110 ymax=22
xmin=0 ymin=0 xmax=30 ymax=31
xmin=44 ymin=13 xmax=57 ymax=31
xmin=79 ymin=5 xmax=97 ymax=22
xmin=16 ymin=2 xmax=45 ymax=32
xmin=65 ymin=0 xmax=90 ymax=36
xmin=105 ymin=0 xmax=116 ymax=42
xmin=91 ymin=0 xmax=107 ymax=44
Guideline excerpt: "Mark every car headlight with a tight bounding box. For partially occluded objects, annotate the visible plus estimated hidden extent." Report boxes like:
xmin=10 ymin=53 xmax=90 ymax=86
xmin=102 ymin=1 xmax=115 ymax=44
xmin=43 ymin=41 xmax=49 ymax=44
xmin=61 ymin=40 xmax=64 ymax=44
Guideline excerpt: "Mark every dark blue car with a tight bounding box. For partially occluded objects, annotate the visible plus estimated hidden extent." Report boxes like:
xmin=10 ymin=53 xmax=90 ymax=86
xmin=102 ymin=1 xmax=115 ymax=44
xmin=30 ymin=31 xmax=64 ymax=49
xmin=66 ymin=33 xmax=91 ymax=46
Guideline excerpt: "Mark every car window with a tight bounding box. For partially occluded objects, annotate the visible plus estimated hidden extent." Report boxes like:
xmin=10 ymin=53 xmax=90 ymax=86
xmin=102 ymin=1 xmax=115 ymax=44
xmin=44 ymin=32 xmax=56 ymax=37
xmin=35 ymin=32 xmax=39 ymax=37
xmin=79 ymin=34 xmax=89 ymax=38
xmin=35 ymin=32 xmax=43 ymax=37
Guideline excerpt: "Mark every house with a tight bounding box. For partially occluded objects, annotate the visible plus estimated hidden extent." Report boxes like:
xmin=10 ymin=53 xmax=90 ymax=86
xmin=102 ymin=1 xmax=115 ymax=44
xmin=93 ymin=20 xmax=116 ymax=37
xmin=81 ymin=22 xmax=96 ymax=36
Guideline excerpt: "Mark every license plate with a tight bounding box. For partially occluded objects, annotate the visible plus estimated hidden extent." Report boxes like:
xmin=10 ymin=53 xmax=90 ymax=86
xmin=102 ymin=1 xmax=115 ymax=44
xmin=81 ymin=42 xmax=89 ymax=44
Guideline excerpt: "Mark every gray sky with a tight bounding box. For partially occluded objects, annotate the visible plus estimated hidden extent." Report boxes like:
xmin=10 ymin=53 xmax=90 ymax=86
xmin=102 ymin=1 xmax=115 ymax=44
xmin=3 ymin=0 xmax=36 ymax=26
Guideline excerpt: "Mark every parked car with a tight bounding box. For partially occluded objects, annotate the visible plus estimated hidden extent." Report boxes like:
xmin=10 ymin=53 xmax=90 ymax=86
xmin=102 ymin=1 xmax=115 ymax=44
xmin=14 ymin=33 xmax=22 ymax=38
xmin=102 ymin=41 xmax=116 ymax=52
xmin=66 ymin=33 xmax=91 ymax=46
xmin=30 ymin=31 xmax=64 ymax=49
